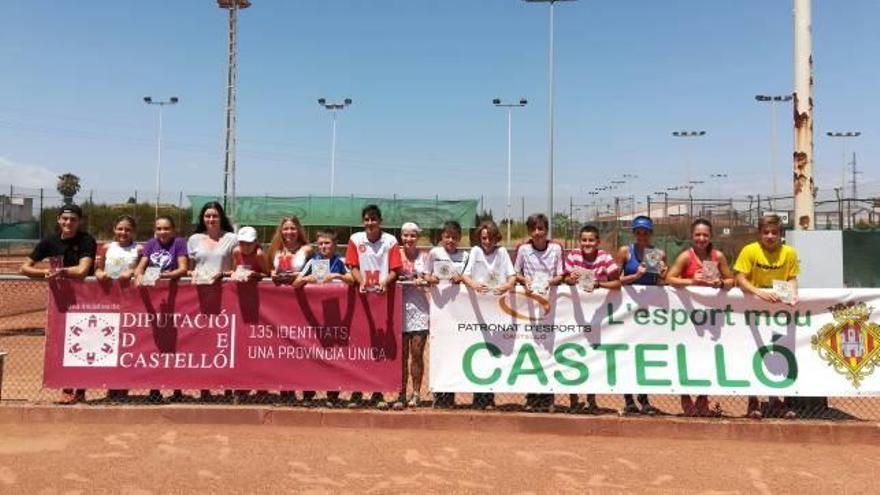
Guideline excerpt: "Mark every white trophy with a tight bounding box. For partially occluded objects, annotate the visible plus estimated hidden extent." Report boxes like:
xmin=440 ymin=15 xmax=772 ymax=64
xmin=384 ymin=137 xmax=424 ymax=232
xmin=434 ymin=260 xmax=455 ymax=281
xmin=700 ymin=260 xmax=720 ymax=283
xmin=193 ymin=267 xmax=218 ymax=285
xmin=530 ymin=272 xmax=550 ymax=295
xmin=312 ymin=259 xmax=331 ymax=283
xmin=231 ymin=265 xmax=252 ymax=282
xmin=773 ymin=279 xmax=793 ymax=304
xmin=141 ymin=267 xmax=161 ymax=286
xmin=576 ymin=268 xmax=596 ymax=292
xmin=644 ymin=248 xmax=664 ymax=274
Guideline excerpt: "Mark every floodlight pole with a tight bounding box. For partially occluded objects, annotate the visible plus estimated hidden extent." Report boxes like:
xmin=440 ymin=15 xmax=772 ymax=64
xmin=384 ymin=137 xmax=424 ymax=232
xmin=493 ymin=98 xmax=528 ymax=245
xmin=218 ymin=0 xmax=251 ymax=224
xmin=143 ymin=96 xmax=179 ymax=219
xmin=318 ymin=98 xmax=353 ymax=197
xmin=524 ymin=0 xmax=577 ymax=238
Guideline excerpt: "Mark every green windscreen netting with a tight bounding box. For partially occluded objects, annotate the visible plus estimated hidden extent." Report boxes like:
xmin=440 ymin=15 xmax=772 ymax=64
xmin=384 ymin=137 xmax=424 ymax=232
xmin=188 ymin=196 xmax=478 ymax=229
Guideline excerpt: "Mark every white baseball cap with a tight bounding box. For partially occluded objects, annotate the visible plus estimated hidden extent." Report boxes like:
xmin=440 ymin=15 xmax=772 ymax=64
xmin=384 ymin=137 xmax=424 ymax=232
xmin=401 ymin=222 xmax=421 ymax=233
xmin=237 ymin=226 xmax=258 ymax=243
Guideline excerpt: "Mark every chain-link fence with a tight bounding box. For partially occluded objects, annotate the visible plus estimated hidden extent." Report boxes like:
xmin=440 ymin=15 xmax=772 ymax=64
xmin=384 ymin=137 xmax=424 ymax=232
xmin=2 ymin=275 xmax=879 ymax=421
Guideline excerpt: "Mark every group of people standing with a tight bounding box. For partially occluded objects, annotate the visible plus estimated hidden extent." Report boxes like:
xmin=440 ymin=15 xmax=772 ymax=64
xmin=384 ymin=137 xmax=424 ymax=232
xmin=22 ymin=200 xmax=800 ymax=419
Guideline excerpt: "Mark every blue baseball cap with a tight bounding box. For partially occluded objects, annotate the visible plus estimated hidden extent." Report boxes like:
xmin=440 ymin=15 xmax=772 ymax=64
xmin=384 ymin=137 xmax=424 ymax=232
xmin=631 ymin=216 xmax=654 ymax=232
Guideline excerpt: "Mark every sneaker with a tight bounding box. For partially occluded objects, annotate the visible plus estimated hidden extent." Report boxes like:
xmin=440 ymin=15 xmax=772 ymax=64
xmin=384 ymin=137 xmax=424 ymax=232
xmin=569 ymin=394 xmax=582 ymax=413
xmin=347 ymin=392 xmax=364 ymax=409
xmin=640 ymin=404 xmax=660 ymax=416
xmin=783 ymin=410 xmax=798 ymax=420
xmin=407 ymin=393 xmax=421 ymax=408
xmin=325 ymin=392 xmax=341 ymax=408
xmin=58 ymin=390 xmax=84 ymax=405
xmin=147 ymin=390 xmax=164 ymax=404
xmin=200 ymin=390 xmax=214 ymax=402
xmin=370 ymin=393 xmax=388 ymax=410
xmin=747 ymin=397 xmax=762 ymax=419
xmin=584 ymin=402 xmax=600 ymax=415
xmin=622 ymin=403 xmax=640 ymax=415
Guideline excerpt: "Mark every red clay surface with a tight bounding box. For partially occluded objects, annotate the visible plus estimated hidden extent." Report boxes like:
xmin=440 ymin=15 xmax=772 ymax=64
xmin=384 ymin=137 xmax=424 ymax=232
xmin=1 ymin=420 xmax=878 ymax=494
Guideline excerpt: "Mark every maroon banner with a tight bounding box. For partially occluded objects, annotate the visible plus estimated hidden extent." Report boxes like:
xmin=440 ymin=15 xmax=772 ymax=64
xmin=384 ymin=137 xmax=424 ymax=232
xmin=44 ymin=280 xmax=401 ymax=390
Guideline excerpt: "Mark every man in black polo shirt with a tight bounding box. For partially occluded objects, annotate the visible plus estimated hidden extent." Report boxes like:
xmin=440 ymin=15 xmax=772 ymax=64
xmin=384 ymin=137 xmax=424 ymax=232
xmin=20 ymin=203 xmax=97 ymax=404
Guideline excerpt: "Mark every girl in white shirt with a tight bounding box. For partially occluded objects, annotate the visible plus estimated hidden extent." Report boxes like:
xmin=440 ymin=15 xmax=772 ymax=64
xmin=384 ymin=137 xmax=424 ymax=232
xmin=95 ymin=215 xmax=141 ymax=282
xmin=187 ymin=202 xmax=237 ymax=285
xmin=461 ymin=220 xmax=515 ymax=410
xmin=187 ymin=202 xmax=236 ymax=402
xmin=462 ymin=220 xmax=516 ymax=295
xmin=94 ymin=215 xmax=142 ymax=402
xmin=266 ymin=216 xmax=313 ymax=286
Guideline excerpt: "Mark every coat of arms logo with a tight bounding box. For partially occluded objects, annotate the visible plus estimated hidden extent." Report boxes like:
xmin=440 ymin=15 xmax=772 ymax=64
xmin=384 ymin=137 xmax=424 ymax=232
xmin=811 ymin=302 xmax=880 ymax=388
xmin=63 ymin=313 xmax=120 ymax=367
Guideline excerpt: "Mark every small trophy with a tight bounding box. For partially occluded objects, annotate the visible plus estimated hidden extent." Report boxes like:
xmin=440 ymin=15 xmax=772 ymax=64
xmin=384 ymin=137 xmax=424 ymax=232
xmin=105 ymin=257 xmax=125 ymax=279
xmin=193 ymin=267 xmax=218 ymax=285
xmin=312 ymin=259 xmax=331 ymax=283
xmin=773 ymin=280 xmax=793 ymax=304
xmin=576 ymin=268 xmax=596 ymax=292
xmin=276 ymin=254 xmax=294 ymax=276
xmin=700 ymin=260 xmax=720 ymax=283
xmin=141 ymin=267 xmax=161 ymax=286
xmin=643 ymin=248 xmax=664 ymax=274
xmin=483 ymin=270 xmax=501 ymax=289
xmin=434 ymin=260 xmax=455 ymax=281
xmin=231 ymin=265 xmax=252 ymax=282
xmin=530 ymin=272 xmax=550 ymax=295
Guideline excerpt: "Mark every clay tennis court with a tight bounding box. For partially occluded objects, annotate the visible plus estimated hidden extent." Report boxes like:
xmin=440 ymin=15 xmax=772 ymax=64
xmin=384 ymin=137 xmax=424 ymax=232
xmin=0 ymin=416 xmax=878 ymax=494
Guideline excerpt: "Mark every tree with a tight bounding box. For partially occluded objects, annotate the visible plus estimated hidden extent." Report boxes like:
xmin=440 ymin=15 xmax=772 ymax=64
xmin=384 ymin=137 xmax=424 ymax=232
xmin=56 ymin=173 xmax=81 ymax=205
xmin=126 ymin=196 xmax=137 ymax=204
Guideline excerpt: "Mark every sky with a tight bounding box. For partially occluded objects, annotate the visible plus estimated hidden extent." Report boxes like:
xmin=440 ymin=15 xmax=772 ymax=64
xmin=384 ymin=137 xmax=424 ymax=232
xmin=0 ymin=0 xmax=877 ymax=216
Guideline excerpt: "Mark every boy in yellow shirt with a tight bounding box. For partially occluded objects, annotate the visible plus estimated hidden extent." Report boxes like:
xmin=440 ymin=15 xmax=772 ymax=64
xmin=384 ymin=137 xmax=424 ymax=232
xmin=734 ymin=214 xmax=799 ymax=304
xmin=733 ymin=214 xmax=799 ymax=419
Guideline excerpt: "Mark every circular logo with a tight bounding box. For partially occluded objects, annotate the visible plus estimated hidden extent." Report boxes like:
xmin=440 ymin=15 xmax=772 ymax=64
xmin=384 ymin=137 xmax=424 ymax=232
xmin=497 ymin=289 xmax=551 ymax=322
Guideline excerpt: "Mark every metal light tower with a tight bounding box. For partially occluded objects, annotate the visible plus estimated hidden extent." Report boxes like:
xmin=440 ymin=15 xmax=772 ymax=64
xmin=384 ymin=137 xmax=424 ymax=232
xmin=317 ymin=98 xmax=353 ymax=197
xmin=218 ymin=0 xmax=251 ymax=224
xmin=143 ymin=96 xmax=179 ymax=219
xmin=524 ymin=0 xmax=577 ymax=238
xmin=755 ymin=94 xmax=792 ymax=198
xmin=493 ymin=97 xmax=528 ymax=245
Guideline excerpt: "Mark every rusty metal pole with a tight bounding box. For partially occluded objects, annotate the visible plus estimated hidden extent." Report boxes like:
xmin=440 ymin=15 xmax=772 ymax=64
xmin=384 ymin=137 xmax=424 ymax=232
xmin=793 ymin=0 xmax=814 ymax=230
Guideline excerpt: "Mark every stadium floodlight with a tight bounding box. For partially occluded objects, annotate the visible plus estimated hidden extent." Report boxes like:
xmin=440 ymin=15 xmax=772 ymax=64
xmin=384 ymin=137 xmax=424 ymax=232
xmin=317 ymin=98 xmax=354 ymax=197
xmin=143 ymin=96 xmax=179 ymax=218
xmin=493 ymin=97 xmax=529 ymax=245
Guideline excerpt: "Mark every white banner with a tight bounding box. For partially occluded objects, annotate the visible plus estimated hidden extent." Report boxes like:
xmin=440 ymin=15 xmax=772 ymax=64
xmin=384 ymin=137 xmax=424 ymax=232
xmin=429 ymin=285 xmax=880 ymax=396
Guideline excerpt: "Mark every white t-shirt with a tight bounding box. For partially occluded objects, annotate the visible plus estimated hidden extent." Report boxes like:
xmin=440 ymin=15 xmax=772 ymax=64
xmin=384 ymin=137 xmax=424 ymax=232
xmin=464 ymin=245 xmax=515 ymax=285
xmin=273 ymin=248 xmax=309 ymax=274
xmin=513 ymin=241 xmax=564 ymax=278
xmin=424 ymin=246 xmax=469 ymax=278
xmin=101 ymin=241 xmax=139 ymax=279
xmin=345 ymin=231 xmax=402 ymax=287
xmin=187 ymin=232 xmax=237 ymax=274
